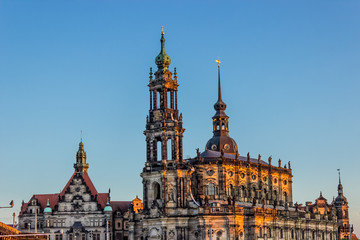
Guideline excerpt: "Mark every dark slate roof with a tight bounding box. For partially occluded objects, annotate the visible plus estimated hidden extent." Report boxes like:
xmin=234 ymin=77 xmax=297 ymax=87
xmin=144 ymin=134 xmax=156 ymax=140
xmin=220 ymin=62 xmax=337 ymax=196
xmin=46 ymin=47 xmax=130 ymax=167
xmin=200 ymin=150 xmax=269 ymax=165
xmin=110 ymin=201 xmax=132 ymax=213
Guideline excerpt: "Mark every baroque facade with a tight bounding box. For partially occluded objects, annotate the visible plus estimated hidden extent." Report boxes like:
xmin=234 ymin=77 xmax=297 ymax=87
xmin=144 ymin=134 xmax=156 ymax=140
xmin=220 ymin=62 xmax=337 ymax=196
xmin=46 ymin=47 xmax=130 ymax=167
xmin=128 ymin=30 xmax=355 ymax=240
xmin=18 ymin=30 xmax=356 ymax=240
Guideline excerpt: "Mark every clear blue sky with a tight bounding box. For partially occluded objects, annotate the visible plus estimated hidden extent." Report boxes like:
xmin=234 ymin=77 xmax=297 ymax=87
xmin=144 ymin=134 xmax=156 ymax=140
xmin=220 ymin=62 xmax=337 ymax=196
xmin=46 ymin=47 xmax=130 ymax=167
xmin=0 ymin=0 xmax=359 ymax=235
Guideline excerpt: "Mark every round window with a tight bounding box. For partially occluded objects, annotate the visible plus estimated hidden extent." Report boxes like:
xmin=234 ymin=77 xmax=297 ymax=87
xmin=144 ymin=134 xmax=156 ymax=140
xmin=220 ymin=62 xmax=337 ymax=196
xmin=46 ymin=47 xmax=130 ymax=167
xmin=263 ymin=177 xmax=267 ymax=182
xmin=252 ymin=175 xmax=256 ymax=180
xmin=207 ymin=170 xmax=214 ymax=176
xmin=228 ymin=171 xmax=233 ymax=177
xmin=240 ymin=173 xmax=245 ymax=178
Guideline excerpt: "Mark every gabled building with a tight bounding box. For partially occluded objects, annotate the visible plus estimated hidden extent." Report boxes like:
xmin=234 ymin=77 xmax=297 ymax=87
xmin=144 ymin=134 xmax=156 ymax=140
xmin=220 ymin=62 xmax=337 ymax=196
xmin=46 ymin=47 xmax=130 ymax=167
xmin=19 ymin=141 xmax=141 ymax=240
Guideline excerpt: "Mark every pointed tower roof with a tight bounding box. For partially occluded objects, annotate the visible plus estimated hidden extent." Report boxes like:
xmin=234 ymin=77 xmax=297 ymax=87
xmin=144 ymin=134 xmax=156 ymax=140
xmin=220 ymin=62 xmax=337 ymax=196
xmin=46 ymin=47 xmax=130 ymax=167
xmin=205 ymin=61 xmax=238 ymax=154
xmin=213 ymin=60 xmax=228 ymax=118
xmin=335 ymin=169 xmax=348 ymax=206
xmin=155 ymin=27 xmax=171 ymax=70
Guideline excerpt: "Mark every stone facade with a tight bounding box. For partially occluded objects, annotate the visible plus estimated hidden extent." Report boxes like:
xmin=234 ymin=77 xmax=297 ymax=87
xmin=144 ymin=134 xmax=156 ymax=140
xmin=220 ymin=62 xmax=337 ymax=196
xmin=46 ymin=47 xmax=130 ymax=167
xmin=18 ymin=30 xmax=355 ymax=240
xmin=128 ymin=31 xmax=354 ymax=240
xmin=18 ymin=141 xmax=139 ymax=240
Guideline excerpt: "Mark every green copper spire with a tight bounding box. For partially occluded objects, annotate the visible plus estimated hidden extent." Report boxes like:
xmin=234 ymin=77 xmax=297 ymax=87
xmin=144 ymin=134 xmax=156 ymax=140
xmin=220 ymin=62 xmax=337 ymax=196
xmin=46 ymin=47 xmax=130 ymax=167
xmin=155 ymin=27 xmax=171 ymax=70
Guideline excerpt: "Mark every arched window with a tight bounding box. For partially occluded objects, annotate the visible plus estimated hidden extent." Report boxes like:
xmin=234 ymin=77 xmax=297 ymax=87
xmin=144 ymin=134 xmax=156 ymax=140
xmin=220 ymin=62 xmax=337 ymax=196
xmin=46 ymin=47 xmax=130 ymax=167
xmin=207 ymin=183 xmax=215 ymax=196
xmin=312 ymin=231 xmax=315 ymax=239
xmin=291 ymin=229 xmax=294 ymax=238
xmin=216 ymin=124 xmax=220 ymax=130
xmin=302 ymin=230 xmax=305 ymax=239
xmin=259 ymin=227 xmax=263 ymax=237
xmin=267 ymin=228 xmax=271 ymax=237
xmin=322 ymin=232 xmax=324 ymax=240
xmin=227 ymin=184 xmax=233 ymax=196
xmin=241 ymin=185 xmax=246 ymax=198
xmin=221 ymin=123 xmax=225 ymax=130
xmin=280 ymin=229 xmax=283 ymax=238
xmin=153 ymin=182 xmax=161 ymax=199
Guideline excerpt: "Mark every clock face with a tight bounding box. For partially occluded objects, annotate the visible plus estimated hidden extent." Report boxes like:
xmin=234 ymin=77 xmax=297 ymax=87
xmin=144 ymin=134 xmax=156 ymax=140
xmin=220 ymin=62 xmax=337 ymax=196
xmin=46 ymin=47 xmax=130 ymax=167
xmin=224 ymin=144 xmax=230 ymax=150
xmin=211 ymin=144 xmax=217 ymax=150
xmin=207 ymin=169 xmax=214 ymax=176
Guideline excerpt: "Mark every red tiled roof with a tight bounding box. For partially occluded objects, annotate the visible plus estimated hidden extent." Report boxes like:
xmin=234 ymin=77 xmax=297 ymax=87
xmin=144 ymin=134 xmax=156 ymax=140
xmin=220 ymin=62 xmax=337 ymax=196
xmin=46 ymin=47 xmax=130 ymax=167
xmin=20 ymin=171 xmax=110 ymax=215
xmin=20 ymin=194 xmax=59 ymax=216
xmin=98 ymin=193 xmax=110 ymax=209
xmin=110 ymin=201 xmax=132 ymax=213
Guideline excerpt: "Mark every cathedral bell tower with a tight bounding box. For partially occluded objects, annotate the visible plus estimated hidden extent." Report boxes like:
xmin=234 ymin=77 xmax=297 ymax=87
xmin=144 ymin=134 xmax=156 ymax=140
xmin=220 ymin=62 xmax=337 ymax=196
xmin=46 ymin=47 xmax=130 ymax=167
xmin=144 ymin=29 xmax=185 ymax=168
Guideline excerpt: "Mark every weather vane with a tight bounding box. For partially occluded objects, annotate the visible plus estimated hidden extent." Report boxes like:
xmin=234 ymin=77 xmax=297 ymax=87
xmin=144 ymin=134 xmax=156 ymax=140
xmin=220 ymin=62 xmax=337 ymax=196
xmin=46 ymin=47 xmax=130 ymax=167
xmin=215 ymin=59 xmax=221 ymax=67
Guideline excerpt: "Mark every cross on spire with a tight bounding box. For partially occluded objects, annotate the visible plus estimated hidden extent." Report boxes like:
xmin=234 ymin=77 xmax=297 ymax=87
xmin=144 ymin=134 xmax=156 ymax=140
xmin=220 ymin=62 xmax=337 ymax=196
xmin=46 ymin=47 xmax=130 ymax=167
xmin=215 ymin=59 xmax=221 ymax=68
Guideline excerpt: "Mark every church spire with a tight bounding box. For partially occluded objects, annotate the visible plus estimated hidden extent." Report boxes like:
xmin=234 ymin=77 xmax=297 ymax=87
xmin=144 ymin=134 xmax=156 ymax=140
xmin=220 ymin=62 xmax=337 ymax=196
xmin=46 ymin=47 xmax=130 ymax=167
xmin=74 ymin=140 xmax=89 ymax=173
xmin=155 ymin=27 xmax=171 ymax=71
xmin=337 ymin=169 xmax=343 ymax=195
xmin=205 ymin=61 xmax=238 ymax=154
xmin=145 ymin=29 xmax=184 ymax=165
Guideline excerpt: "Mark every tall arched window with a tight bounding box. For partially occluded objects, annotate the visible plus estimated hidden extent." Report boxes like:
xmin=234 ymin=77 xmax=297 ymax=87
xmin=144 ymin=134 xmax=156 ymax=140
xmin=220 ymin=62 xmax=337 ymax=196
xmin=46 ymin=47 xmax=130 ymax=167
xmin=153 ymin=182 xmax=161 ymax=199
xmin=227 ymin=184 xmax=233 ymax=196
xmin=280 ymin=229 xmax=283 ymax=238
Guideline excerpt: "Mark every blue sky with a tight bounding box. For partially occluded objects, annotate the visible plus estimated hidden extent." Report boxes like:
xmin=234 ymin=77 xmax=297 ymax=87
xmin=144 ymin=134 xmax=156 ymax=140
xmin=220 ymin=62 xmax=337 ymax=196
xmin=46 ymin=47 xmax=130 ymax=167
xmin=0 ymin=0 xmax=359 ymax=234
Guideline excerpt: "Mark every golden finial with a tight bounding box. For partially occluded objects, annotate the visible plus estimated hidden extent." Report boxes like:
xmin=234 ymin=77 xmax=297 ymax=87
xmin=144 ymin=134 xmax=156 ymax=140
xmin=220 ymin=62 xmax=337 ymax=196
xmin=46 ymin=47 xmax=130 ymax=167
xmin=161 ymin=26 xmax=164 ymax=35
xmin=215 ymin=59 xmax=221 ymax=68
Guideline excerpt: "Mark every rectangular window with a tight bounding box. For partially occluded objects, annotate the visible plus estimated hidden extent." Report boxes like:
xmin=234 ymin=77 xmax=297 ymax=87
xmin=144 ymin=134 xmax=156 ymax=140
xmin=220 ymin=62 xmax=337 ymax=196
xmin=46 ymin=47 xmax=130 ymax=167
xmin=94 ymin=233 xmax=100 ymax=240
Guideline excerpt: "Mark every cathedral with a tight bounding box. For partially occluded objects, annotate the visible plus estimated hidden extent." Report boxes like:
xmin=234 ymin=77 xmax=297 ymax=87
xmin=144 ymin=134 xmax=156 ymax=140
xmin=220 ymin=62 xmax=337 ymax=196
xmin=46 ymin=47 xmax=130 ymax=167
xmin=18 ymin=30 xmax=355 ymax=240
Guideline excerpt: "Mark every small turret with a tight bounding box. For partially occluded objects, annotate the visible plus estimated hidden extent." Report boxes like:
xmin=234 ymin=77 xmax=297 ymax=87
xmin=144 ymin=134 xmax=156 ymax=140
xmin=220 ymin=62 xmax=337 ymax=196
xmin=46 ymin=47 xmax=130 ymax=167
xmin=43 ymin=199 xmax=52 ymax=214
xmin=74 ymin=140 xmax=89 ymax=173
xmin=104 ymin=199 xmax=113 ymax=213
